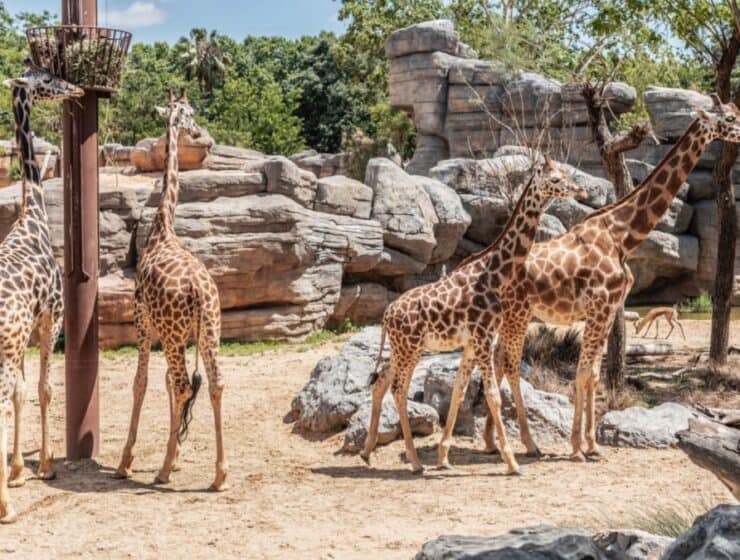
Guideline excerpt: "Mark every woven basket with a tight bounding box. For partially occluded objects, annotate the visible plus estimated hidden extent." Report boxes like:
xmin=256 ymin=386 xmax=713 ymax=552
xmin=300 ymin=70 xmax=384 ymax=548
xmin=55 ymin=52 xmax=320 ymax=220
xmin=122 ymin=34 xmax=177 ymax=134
xmin=26 ymin=25 xmax=132 ymax=93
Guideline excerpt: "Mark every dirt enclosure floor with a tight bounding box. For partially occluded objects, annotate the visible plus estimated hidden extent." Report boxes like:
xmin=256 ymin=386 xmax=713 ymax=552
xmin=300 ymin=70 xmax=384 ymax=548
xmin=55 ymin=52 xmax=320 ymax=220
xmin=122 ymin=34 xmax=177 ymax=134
xmin=2 ymin=320 xmax=738 ymax=559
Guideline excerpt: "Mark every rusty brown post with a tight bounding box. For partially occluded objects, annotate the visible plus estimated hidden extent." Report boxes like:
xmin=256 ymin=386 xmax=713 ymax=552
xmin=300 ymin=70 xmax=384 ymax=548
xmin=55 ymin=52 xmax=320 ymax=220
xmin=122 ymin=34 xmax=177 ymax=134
xmin=62 ymin=0 xmax=100 ymax=459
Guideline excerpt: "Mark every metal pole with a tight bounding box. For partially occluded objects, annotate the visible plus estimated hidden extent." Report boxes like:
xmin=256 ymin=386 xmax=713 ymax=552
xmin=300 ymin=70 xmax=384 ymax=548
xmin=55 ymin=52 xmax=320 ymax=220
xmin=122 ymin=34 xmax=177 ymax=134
xmin=62 ymin=0 xmax=100 ymax=460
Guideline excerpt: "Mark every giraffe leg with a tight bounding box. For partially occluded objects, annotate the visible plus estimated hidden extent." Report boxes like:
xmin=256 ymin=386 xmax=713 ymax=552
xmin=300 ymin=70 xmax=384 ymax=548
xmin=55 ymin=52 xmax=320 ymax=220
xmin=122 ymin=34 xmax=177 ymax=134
xmin=437 ymin=346 xmax=474 ymax=469
xmin=360 ymin=363 xmax=392 ymax=464
xmin=37 ymin=310 xmax=61 ymax=480
xmin=155 ymin=344 xmax=190 ymax=485
xmin=483 ymin=345 xmax=504 ymax=454
xmin=500 ymin=324 xmax=540 ymax=457
xmin=390 ymin=352 xmax=424 ymax=474
xmin=116 ymin=303 xmax=152 ymax=479
xmin=477 ymin=342 xmax=520 ymax=475
xmin=572 ymin=317 xmax=610 ymax=460
xmin=200 ymin=320 xmax=228 ymax=491
xmin=8 ymin=371 xmax=25 ymax=487
xmin=0 ymin=406 xmax=16 ymax=524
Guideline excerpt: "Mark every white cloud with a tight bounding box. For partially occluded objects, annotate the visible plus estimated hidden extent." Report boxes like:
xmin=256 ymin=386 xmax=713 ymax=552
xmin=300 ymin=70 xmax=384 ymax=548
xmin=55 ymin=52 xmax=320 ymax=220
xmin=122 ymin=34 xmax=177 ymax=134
xmin=106 ymin=2 xmax=167 ymax=29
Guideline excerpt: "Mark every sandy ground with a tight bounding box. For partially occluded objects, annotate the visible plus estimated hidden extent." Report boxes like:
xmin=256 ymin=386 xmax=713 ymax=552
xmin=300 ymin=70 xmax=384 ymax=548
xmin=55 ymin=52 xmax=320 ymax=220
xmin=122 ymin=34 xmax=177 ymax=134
xmin=1 ymin=320 xmax=738 ymax=559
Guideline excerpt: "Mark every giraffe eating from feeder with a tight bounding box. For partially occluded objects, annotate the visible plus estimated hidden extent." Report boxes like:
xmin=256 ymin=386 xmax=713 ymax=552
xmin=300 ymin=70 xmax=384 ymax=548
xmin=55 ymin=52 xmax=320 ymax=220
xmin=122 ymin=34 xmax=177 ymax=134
xmin=115 ymin=88 xmax=227 ymax=491
xmin=0 ymin=62 xmax=83 ymax=524
xmin=360 ymin=156 xmax=588 ymax=474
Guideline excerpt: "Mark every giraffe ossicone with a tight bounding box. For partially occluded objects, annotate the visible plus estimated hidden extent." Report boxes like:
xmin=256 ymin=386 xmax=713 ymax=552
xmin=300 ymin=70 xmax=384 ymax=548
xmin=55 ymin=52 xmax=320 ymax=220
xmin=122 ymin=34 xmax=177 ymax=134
xmin=360 ymin=156 xmax=586 ymax=474
xmin=0 ymin=65 xmax=82 ymax=524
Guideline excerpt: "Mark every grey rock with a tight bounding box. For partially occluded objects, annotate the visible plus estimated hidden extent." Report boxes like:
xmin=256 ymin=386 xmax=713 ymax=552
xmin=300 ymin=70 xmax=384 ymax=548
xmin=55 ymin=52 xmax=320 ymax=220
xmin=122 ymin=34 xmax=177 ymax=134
xmin=546 ymin=198 xmax=593 ymax=229
xmin=315 ymin=175 xmax=373 ymax=219
xmin=330 ymin=283 xmax=398 ymax=326
xmin=661 ymin=505 xmax=740 ymax=560
xmin=291 ymin=327 xmax=386 ymax=432
xmin=149 ymin=169 xmax=266 ymax=205
xmin=365 ymin=158 xmax=439 ymax=264
xmin=597 ymin=402 xmax=700 ymax=448
xmin=629 ymin=232 xmax=699 ymax=294
xmin=342 ymin=397 xmax=438 ymax=452
xmin=416 ymin=526 xmax=605 ymax=560
xmin=407 ymin=134 xmax=451 ymax=176
xmin=537 ymin=213 xmax=567 ymax=241
xmin=645 ymin=87 xmax=712 ymax=142
xmin=291 ymin=150 xmax=345 ymax=178
xmin=415 ymin=175 xmax=471 ymax=262
xmin=385 ymin=20 xmax=459 ymax=59
xmin=264 ymin=156 xmax=318 ymax=208
xmin=206 ymin=144 xmax=265 ymax=171
xmin=594 ymin=529 xmax=673 ymax=560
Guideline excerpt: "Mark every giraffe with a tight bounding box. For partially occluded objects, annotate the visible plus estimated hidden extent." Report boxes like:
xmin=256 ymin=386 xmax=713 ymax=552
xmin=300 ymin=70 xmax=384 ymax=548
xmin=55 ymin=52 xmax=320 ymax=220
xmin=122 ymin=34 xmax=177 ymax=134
xmin=360 ymin=157 xmax=589 ymax=473
xmin=484 ymin=94 xmax=740 ymax=461
xmin=0 ymin=63 xmax=83 ymax=523
xmin=115 ymin=88 xmax=227 ymax=491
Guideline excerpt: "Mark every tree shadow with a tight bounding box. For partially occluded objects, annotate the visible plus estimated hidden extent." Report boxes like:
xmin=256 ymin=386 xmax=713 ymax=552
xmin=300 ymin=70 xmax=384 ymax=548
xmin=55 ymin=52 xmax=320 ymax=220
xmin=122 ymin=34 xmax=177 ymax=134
xmin=311 ymin=465 xmax=507 ymax=481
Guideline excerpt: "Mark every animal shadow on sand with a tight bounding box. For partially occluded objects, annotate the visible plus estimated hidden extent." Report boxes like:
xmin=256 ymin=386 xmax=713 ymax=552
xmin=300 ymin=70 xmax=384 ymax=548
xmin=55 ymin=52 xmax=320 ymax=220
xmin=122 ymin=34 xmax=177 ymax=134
xmin=314 ymin=444 xmax=571 ymax=480
xmin=11 ymin=451 xmax=213 ymax=495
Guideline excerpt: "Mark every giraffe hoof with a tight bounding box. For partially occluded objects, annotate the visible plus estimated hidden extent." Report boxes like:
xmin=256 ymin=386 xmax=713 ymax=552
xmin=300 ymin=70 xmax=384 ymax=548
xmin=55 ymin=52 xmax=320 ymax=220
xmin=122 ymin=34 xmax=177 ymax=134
xmin=113 ymin=468 xmax=132 ymax=480
xmin=210 ymin=481 xmax=229 ymax=492
xmin=359 ymin=452 xmax=371 ymax=466
xmin=507 ymin=467 xmax=523 ymax=476
xmin=570 ymin=452 xmax=587 ymax=463
xmin=525 ymin=447 xmax=543 ymax=459
xmin=0 ymin=506 xmax=17 ymax=524
xmin=436 ymin=462 xmax=454 ymax=471
xmin=154 ymin=473 xmax=171 ymax=485
xmin=483 ymin=445 xmax=499 ymax=455
xmin=8 ymin=477 xmax=26 ymax=488
xmin=36 ymin=467 xmax=56 ymax=481
xmin=585 ymin=448 xmax=604 ymax=461
xmin=411 ymin=465 xmax=426 ymax=475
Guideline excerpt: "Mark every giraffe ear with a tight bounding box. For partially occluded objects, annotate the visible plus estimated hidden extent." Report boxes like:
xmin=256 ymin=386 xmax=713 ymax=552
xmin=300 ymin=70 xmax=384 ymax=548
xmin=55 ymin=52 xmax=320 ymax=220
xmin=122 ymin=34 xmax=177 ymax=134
xmin=543 ymin=154 xmax=555 ymax=170
xmin=710 ymin=92 xmax=723 ymax=109
xmin=155 ymin=106 xmax=168 ymax=117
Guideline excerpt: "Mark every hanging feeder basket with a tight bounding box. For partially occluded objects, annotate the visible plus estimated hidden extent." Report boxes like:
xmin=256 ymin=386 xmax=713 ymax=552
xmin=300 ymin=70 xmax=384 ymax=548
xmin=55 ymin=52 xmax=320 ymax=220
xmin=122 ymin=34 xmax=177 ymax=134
xmin=26 ymin=25 xmax=132 ymax=93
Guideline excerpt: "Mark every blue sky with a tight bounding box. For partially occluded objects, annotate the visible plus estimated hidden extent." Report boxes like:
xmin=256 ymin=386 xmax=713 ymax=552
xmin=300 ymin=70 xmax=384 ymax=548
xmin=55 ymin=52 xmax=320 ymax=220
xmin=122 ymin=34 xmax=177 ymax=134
xmin=7 ymin=1 xmax=347 ymax=43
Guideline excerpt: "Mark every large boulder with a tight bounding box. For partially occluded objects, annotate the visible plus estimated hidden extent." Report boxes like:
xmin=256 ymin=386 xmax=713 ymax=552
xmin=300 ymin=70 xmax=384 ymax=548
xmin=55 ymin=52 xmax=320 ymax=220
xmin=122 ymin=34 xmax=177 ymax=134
xmin=131 ymin=132 xmax=214 ymax=172
xmin=205 ymin=144 xmax=265 ymax=171
xmin=597 ymin=402 xmax=700 ymax=448
xmin=416 ymin=526 xmax=606 ymax=560
xmin=385 ymin=20 xmax=460 ymax=59
xmin=644 ymin=87 xmax=712 ymax=142
xmin=594 ymin=529 xmax=672 ymax=560
xmin=661 ymin=505 xmax=740 ymax=560
xmin=628 ymin=232 xmax=699 ymax=294
xmin=290 ymin=150 xmax=345 ymax=178
xmin=314 ymin=175 xmax=373 ymax=219
xmin=264 ymin=156 xmax=318 ymax=208
xmin=365 ymin=158 xmax=439 ymax=271
xmin=342 ymin=397 xmax=438 ymax=452
xmin=330 ymin=283 xmax=398 ymax=326
xmin=415 ymin=175 xmax=471 ymax=262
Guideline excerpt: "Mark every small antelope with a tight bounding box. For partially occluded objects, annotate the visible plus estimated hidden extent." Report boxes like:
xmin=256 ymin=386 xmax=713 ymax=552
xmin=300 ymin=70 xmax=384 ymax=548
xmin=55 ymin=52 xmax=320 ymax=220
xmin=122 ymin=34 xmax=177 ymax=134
xmin=634 ymin=306 xmax=686 ymax=340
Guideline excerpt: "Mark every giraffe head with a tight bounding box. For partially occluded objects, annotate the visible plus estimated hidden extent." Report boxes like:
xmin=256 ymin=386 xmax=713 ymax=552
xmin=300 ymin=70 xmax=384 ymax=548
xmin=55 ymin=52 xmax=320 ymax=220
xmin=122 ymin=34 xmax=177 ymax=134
xmin=3 ymin=59 xmax=84 ymax=101
xmin=691 ymin=94 xmax=740 ymax=143
xmin=531 ymin=155 xmax=589 ymax=201
xmin=156 ymin=88 xmax=202 ymax=138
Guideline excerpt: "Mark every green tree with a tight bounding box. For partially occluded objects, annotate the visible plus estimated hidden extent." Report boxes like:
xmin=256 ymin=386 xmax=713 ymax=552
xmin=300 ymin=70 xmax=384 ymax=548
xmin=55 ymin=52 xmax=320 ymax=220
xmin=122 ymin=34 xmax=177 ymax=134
xmin=174 ymin=28 xmax=230 ymax=95
xmin=205 ymin=70 xmax=305 ymax=155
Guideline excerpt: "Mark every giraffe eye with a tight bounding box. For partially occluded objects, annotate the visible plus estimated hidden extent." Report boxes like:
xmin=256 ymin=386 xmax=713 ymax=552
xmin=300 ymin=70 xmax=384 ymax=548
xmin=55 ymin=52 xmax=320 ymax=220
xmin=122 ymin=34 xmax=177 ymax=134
xmin=726 ymin=115 xmax=736 ymax=122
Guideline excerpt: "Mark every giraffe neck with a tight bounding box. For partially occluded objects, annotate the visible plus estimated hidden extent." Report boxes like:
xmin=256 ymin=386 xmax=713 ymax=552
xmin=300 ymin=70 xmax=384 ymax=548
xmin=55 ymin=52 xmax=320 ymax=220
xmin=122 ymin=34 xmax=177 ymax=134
xmin=458 ymin=179 xmax=546 ymax=278
xmin=12 ymin=87 xmax=45 ymax=218
xmin=488 ymin=180 xmax=547 ymax=275
xmin=153 ymin=114 xmax=180 ymax=236
xmin=603 ymin=119 xmax=709 ymax=254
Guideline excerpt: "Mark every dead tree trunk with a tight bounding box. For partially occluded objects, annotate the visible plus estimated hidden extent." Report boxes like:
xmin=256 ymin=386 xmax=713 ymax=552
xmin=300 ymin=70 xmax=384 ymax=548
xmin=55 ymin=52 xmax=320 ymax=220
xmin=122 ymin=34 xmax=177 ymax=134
xmin=676 ymin=415 xmax=740 ymax=500
xmin=582 ymin=83 xmax=651 ymax=403
xmin=709 ymin=36 xmax=740 ymax=368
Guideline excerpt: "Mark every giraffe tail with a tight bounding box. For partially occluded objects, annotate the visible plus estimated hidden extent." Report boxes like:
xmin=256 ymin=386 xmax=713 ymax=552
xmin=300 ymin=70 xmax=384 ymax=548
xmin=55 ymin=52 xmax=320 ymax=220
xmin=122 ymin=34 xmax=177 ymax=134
xmin=368 ymin=324 xmax=387 ymax=386
xmin=178 ymin=292 xmax=205 ymax=444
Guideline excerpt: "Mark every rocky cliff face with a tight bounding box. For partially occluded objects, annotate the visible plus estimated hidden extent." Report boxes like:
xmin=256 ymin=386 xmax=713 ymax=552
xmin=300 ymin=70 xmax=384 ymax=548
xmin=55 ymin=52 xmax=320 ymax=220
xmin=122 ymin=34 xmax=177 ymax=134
xmin=386 ymin=20 xmax=740 ymax=305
